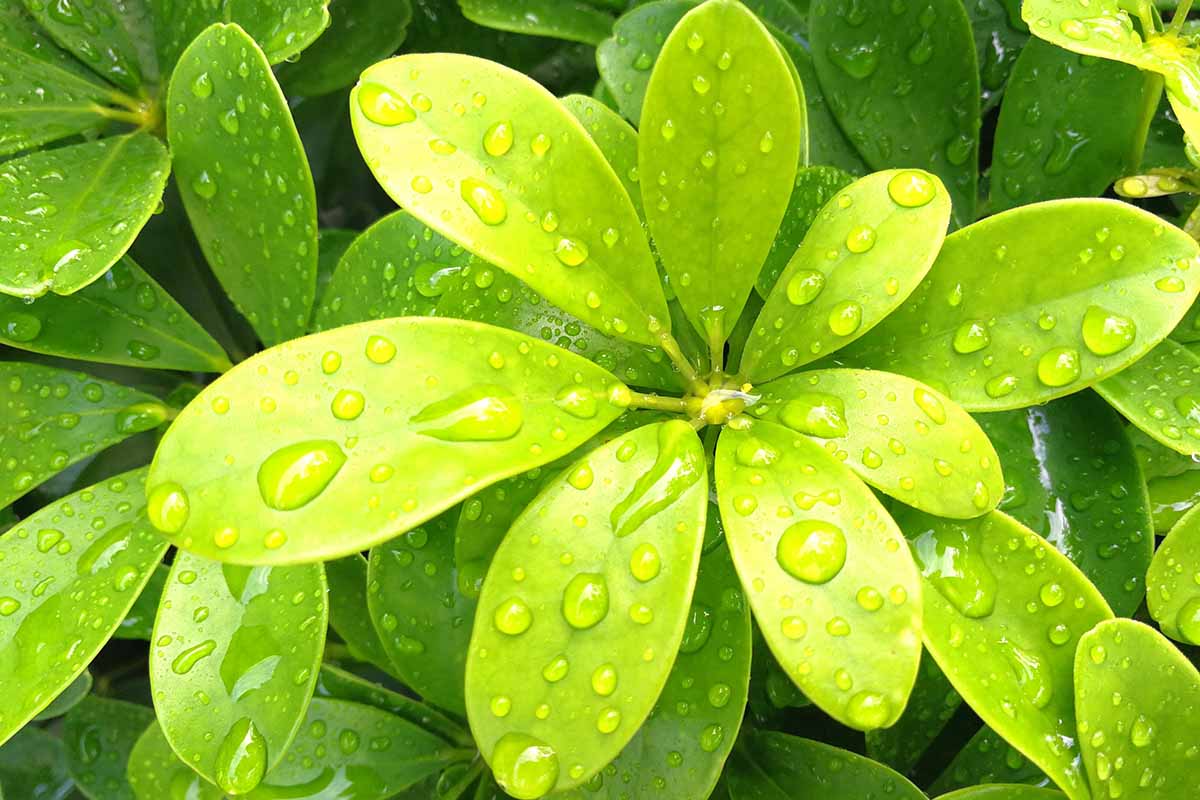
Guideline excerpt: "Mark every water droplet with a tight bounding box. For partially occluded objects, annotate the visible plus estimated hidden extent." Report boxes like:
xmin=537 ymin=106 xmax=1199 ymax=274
xmin=192 ymin=170 xmax=217 ymax=199
xmin=147 ymin=482 xmax=190 ymax=534
xmin=1131 ymin=715 xmax=1155 ymax=748
xmin=827 ymin=40 xmax=879 ymax=78
xmin=257 ymin=440 xmax=346 ymax=511
xmin=115 ymin=402 xmax=168 ymax=434
xmin=460 ymin=178 xmax=507 ymax=225
xmin=1155 ymin=276 xmax=1185 ymax=293
xmin=776 ymin=520 xmax=847 ymax=584
xmin=699 ymin=724 xmax=724 ymax=752
xmin=330 ymin=389 xmax=365 ymax=420
xmin=609 ymin=421 xmax=704 ymax=536
xmin=411 ymin=384 xmax=523 ymax=442
xmin=985 ymin=374 xmax=1018 ymax=399
xmin=887 ymin=170 xmax=937 ymax=207
xmin=530 ymin=134 xmax=551 ymax=156
xmin=483 ymin=120 xmax=514 ymax=156
xmin=827 ymin=302 xmax=862 ymax=336
xmin=913 ymin=388 xmax=947 ymax=424
xmin=494 ymin=597 xmax=533 ymax=635
xmin=1036 ymin=347 xmax=1081 ymax=387
xmin=779 ymin=392 xmax=848 ymax=438
xmin=592 ymin=664 xmax=618 ymax=696
xmin=562 ymin=572 xmax=609 ymax=630
xmin=785 ymin=270 xmax=825 ymax=306
xmin=542 ymin=655 xmax=569 ymax=683
xmin=630 ymin=543 xmax=661 ymax=582
xmin=364 ymin=334 xmax=396 ymax=364
xmin=1176 ymin=597 xmax=1200 ymax=643
xmin=191 ymin=72 xmax=213 ymax=98
xmin=214 ymin=717 xmax=267 ymax=795
xmin=554 ymin=237 xmax=589 ymax=267
xmin=952 ymin=320 xmax=990 ymax=354
xmin=846 ymin=691 xmax=891 ymax=729
xmin=171 ymin=639 xmax=216 ymax=674
xmin=492 ymin=733 xmax=558 ymax=799
xmin=911 ymin=524 xmax=996 ymax=618
xmin=679 ymin=605 xmax=713 ymax=653
xmin=845 ymin=225 xmax=876 ymax=253
xmin=1081 ymin=305 xmax=1136 ymax=356
xmin=411 ymin=175 xmax=432 ymax=194
xmin=2 ymin=311 xmax=42 ymax=342
xmin=1059 ymin=18 xmax=1088 ymax=40
xmin=357 ymin=82 xmax=416 ymax=125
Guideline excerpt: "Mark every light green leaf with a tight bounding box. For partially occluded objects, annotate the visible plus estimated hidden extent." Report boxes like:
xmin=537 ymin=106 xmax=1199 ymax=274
xmin=466 ymin=420 xmax=708 ymax=798
xmin=325 ymin=554 xmax=395 ymax=673
xmin=1075 ymin=619 xmax=1200 ymax=800
xmin=459 ymin=0 xmax=614 ymax=46
xmin=63 ymin=696 xmax=155 ymax=800
xmin=0 ymin=469 xmax=167 ymax=747
xmin=1146 ymin=502 xmax=1200 ymax=643
xmin=368 ymin=510 xmax=474 ymax=714
xmin=314 ymin=664 xmax=471 ymax=747
xmin=966 ymin=0 xmax=1029 ymax=112
xmin=127 ymin=721 xmax=224 ymax=800
xmin=167 ymin=22 xmax=319 ymax=347
xmin=114 ymin=562 xmax=167 ymax=640
xmin=146 ymin=318 xmax=628 ymax=564
xmin=0 ymin=362 xmax=169 ymax=509
xmin=1096 ymin=338 xmax=1200 ymax=456
xmin=150 ymin=0 xmax=331 ymax=72
xmin=150 ymin=552 xmax=327 ymax=795
xmin=313 ymin=210 xmax=467 ymax=331
xmin=0 ymin=133 xmax=169 ymax=298
xmin=350 ymin=54 xmax=669 ymax=346
xmin=930 ymin=725 xmax=1052 ymax=794
xmin=934 ymin=788 xmax=1065 ymax=800
xmin=20 ymin=0 xmax=146 ymax=91
xmin=991 ymin=38 xmax=1144 ymax=211
xmin=865 ymin=650 xmax=962 ymax=775
xmin=596 ymin=1 xmax=692 ymax=126
xmin=752 ymin=368 xmax=1003 ymax=519
xmin=560 ymin=94 xmax=643 ymax=217
xmin=32 ymin=668 xmax=91 ymax=721
xmin=639 ymin=0 xmax=802 ymax=349
xmin=897 ymin=508 xmax=1114 ymax=800
xmin=278 ymin=0 xmax=412 ymax=97
xmin=841 ymin=199 xmax=1200 ymax=411
xmin=976 ymin=391 xmax=1153 ymax=616
xmin=0 ymin=256 xmax=230 ymax=372
xmin=716 ymin=420 xmax=922 ymax=730
xmin=0 ymin=726 xmax=73 ymax=800
xmin=809 ymin=0 xmax=980 ymax=226
xmin=741 ymin=169 xmax=951 ymax=380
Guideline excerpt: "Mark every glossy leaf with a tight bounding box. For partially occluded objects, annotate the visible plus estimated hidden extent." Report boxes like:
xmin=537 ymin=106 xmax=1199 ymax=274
xmin=0 ymin=469 xmax=167 ymax=746
xmin=0 ymin=256 xmax=230 ymax=372
xmin=560 ymin=94 xmax=643 ymax=217
xmin=314 ymin=664 xmax=471 ymax=747
xmin=313 ymin=227 xmax=358 ymax=314
xmin=0 ymin=726 xmax=73 ymax=800
xmin=350 ymin=54 xmax=669 ymax=346
xmin=931 ymin=725 xmax=1053 ymax=795
xmin=325 ymin=554 xmax=395 ymax=672
xmin=741 ymin=169 xmax=951 ymax=380
xmin=935 ymin=788 xmax=1064 ymax=800
xmin=897 ymin=509 xmax=1114 ymax=800
xmin=368 ymin=510 xmax=474 ymax=713
xmin=1076 ymin=619 xmax=1200 ymax=799
xmin=992 ymin=39 xmax=1143 ymax=211
xmin=1096 ymin=338 xmax=1200 ymax=456
xmin=0 ymin=133 xmax=169 ymax=298
xmin=21 ymin=0 xmax=146 ymax=91
xmin=639 ymin=0 xmax=802 ymax=348
xmin=1131 ymin=427 xmax=1200 ymax=533
xmin=596 ymin=1 xmax=692 ymax=126
xmin=32 ymin=669 xmax=91 ymax=721
xmin=277 ymin=0 xmax=412 ymax=97
xmin=465 ymin=421 xmax=708 ymax=798
xmin=150 ymin=552 xmax=327 ymax=795
xmin=752 ymin=369 xmax=1003 ymax=519
xmin=114 ymin=563 xmax=167 ymax=640
xmin=63 ymin=696 xmax=155 ymax=800
xmin=966 ymin=0 xmax=1029 ymax=111
xmin=716 ymin=420 xmax=922 ymax=730
xmin=0 ymin=362 xmax=169 ymax=509
xmin=146 ymin=318 xmax=628 ymax=564
xmin=434 ymin=264 xmax=682 ymax=392
xmin=975 ymin=391 xmax=1153 ymax=616
xmin=809 ymin=0 xmax=980 ymax=226
xmin=127 ymin=721 xmax=224 ymax=800
xmin=866 ymin=650 xmax=963 ymax=775
xmin=313 ymin=210 xmax=468 ymax=331
xmin=755 ymin=165 xmax=855 ymax=296
xmin=167 ymin=22 xmax=319 ymax=347
xmin=460 ymin=0 xmax=614 ymax=46
xmin=151 ymin=0 xmax=331 ymax=71
xmin=841 ymin=199 xmax=1200 ymax=411
xmin=1146 ymin=503 xmax=1200 ymax=644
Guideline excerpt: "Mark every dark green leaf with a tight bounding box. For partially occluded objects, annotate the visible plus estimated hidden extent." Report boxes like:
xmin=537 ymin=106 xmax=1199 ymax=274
xmin=934 ymin=788 xmax=1064 ymax=800
xmin=278 ymin=0 xmax=413 ymax=97
xmin=312 ymin=228 xmax=358 ymax=318
xmin=595 ymin=1 xmax=692 ymax=126
xmin=459 ymin=0 xmax=614 ymax=46
xmin=865 ymin=650 xmax=962 ymax=776
xmin=314 ymin=664 xmax=471 ymax=747
xmin=1096 ymin=339 xmax=1200 ymax=456
xmin=325 ymin=554 xmax=395 ymax=673
xmin=21 ymin=0 xmax=145 ymax=91
xmin=150 ymin=0 xmax=331 ymax=73
xmin=965 ymin=0 xmax=1028 ymax=111
xmin=0 ymin=726 xmax=73 ymax=800
xmin=127 ymin=721 xmax=224 ymax=800
xmin=63 ymin=696 xmax=154 ymax=800
xmin=32 ymin=669 xmax=91 ymax=721
xmin=782 ymin=38 xmax=868 ymax=175
xmin=930 ymin=725 xmax=1051 ymax=795
xmin=114 ymin=563 xmax=166 ymax=640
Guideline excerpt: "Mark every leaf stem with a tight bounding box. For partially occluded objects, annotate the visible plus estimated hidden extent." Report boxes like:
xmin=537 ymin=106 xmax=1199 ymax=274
xmin=1170 ymin=0 xmax=1194 ymax=32
xmin=1128 ymin=72 xmax=1166 ymax=172
xmin=627 ymin=390 xmax=692 ymax=414
xmin=657 ymin=331 xmax=704 ymax=392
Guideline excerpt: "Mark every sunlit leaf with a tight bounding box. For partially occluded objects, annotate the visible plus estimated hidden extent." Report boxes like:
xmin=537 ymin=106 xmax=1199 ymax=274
xmin=278 ymin=0 xmax=412 ymax=97
xmin=934 ymin=787 xmax=1065 ymax=800
xmin=127 ymin=721 xmax=224 ymax=800
xmin=1096 ymin=338 xmax=1200 ymax=456
xmin=560 ymin=94 xmax=644 ymax=217
xmin=755 ymin=166 xmax=856 ymax=297
xmin=32 ymin=668 xmax=91 ymax=722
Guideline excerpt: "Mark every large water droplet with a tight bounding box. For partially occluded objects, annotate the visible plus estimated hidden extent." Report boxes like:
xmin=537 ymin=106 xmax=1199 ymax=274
xmin=911 ymin=524 xmax=997 ymax=618
xmin=846 ymin=691 xmax=891 ymax=729
xmin=776 ymin=520 xmax=847 ymax=584
xmin=778 ymin=392 xmax=848 ymax=438
xmin=460 ymin=178 xmax=507 ymax=225
xmin=887 ymin=170 xmax=937 ymax=207
xmin=411 ymin=385 xmax=523 ymax=441
xmin=257 ymin=440 xmax=347 ymax=511
xmin=679 ymin=604 xmax=713 ymax=653
xmin=494 ymin=597 xmax=533 ymax=635
xmin=357 ymin=82 xmax=416 ymax=125
xmin=214 ymin=717 xmax=268 ymax=795
xmin=1176 ymin=596 xmax=1200 ymax=643
xmin=483 ymin=120 xmax=515 ymax=156
xmin=147 ymin=482 xmax=190 ymax=534
xmin=562 ymin=572 xmax=609 ymax=630
xmin=630 ymin=543 xmax=661 ymax=582
xmin=114 ymin=402 xmax=169 ymax=434
xmin=827 ymin=301 xmax=863 ymax=336
xmin=1036 ymin=347 xmax=1081 ymax=387
xmin=492 ymin=733 xmax=559 ymax=800
xmin=171 ymin=639 xmax=216 ymax=674
xmin=785 ymin=270 xmax=825 ymax=306
xmin=2 ymin=311 xmax=42 ymax=342
xmin=609 ymin=421 xmax=703 ymax=537
xmin=952 ymin=320 xmax=990 ymax=354
xmin=1081 ymin=305 xmax=1136 ymax=356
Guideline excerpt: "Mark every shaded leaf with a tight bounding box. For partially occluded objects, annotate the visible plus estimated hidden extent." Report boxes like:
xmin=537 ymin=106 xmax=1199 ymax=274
xmin=934 ymin=788 xmax=1064 ymax=800
xmin=114 ymin=563 xmax=166 ymax=640
xmin=0 ymin=726 xmax=73 ymax=800
xmin=278 ymin=0 xmax=413 ymax=97
xmin=865 ymin=650 xmax=963 ymax=776
xmin=965 ymin=0 xmax=1028 ymax=111
xmin=1096 ymin=338 xmax=1200 ymax=456
xmin=325 ymin=554 xmax=395 ymax=673
xmin=127 ymin=721 xmax=224 ymax=800
xmin=314 ymin=664 xmax=471 ymax=747
xmin=459 ymin=0 xmax=614 ymax=46
xmin=20 ymin=0 xmax=145 ymax=91
xmin=63 ymin=696 xmax=154 ymax=800
xmin=595 ymin=1 xmax=692 ymax=126
xmin=32 ymin=669 xmax=91 ymax=722
xmin=150 ymin=0 xmax=331 ymax=72
xmin=930 ymin=724 xmax=1052 ymax=794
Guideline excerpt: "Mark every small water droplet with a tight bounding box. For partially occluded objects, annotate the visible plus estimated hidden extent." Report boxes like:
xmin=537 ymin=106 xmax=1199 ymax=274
xmin=562 ymin=573 xmax=609 ymax=630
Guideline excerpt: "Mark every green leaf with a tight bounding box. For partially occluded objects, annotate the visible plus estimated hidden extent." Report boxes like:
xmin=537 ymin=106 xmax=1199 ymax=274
xmin=20 ymin=0 xmax=146 ymax=91
xmin=715 ymin=420 xmax=922 ymax=730
xmin=841 ymin=199 xmax=1200 ymax=411
xmin=966 ymin=0 xmax=1028 ymax=112
xmin=459 ymin=0 xmax=614 ymax=46
xmin=930 ymin=725 xmax=1051 ymax=794
xmin=809 ymin=0 xmax=980 ymax=227
xmin=434 ymin=264 xmax=682 ymax=392
xmin=368 ymin=510 xmax=474 ymax=714
xmin=783 ymin=38 xmax=868 ymax=175
xmin=312 ymin=227 xmax=358 ymax=318
xmin=313 ymin=664 xmax=471 ymax=747
xmin=0 ymin=469 xmax=167 ymax=747
xmin=934 ymin=788 xmax=1065 ymax=800
xmin=1096 ymin=338 xmax=1200 ymax=456
xmin=0 ymin=726 xmax=73 ymax=800
xmin=991 ymin=38 xmax=1144 ymax=212
xmin=114 ymin=562 xmax=167 ymax=640
xmin=32 ymin=668 xmax=91 ymax=721
xmin=865 ymin=650 xmax=962 ymax=775
xmin=278 ymin=0 xmax=412 ymax=97
xmin=897 ymin=508 xmax=1114 ymax=800
xmin=150 ymin=0 xmax=331 ymax=73
xmin=755 ymin=165 xmax=856 ymax=297
xmin=466 ymin=420 xmax=707 ymax=798
xmin=1131 ymin=426 xmax=1200 ymax=533
xmin=741 ymin=169 xmax=951 ymax=380
xmin=0 ymin=362 xmax=169 ymax=509
xmin=127 ymin=721 xmax=224 ymax=800
xmin=350 ymin=54 xmax=669 ymax=346
xmin=560 ymin=94 xmax=643 ymax=218
xmin=976 ymin=392 xmax=1153 ymax=616
xmin=63 ymin=696 xmax=155 ymax=800
xmin=0 ymin=133 xmax=169 ymax=298
xmin=146 ymin=318 xmax=628 ymax=564
xmin=752 ymin=368 xmax=1003 ymax=519
xmin=325 ymin=554 xmax=395 ymax=673
xmin=1075 ymin=618 xmax=1200 ymax=800
xmin=596 ymin=1 xmax=692 ymax=126
xmin=150 ymin=552 xmax=327 ymax=795
xmin=639 ymin=0 xmax=802 ymax=349
xmin=167 ymin=22 xmax=319 ymax=347
xmin=1146 ymin=503 xmax=1200 ymax=644
xmin=313 ymin=210 xmax=467 ymax=331
xmin=0 ymin=256 xmax=230 ymax=372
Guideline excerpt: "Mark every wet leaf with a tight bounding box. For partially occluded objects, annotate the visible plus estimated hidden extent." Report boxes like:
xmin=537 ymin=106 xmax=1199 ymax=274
xmin=897 ymin=508 xmax=1114 ymax=800
xmin=325 ymin=554 xmax=395 ymax=673
xmin=639 ymin=0 xmax=802 ymax=350
xmin=991 ymin=38 xmax=1144 ymax=212
xmin=934 ymin=788 xmax=1065 ymax=800
xmin=167 ymin=22 xmax=319 ymax=347
xmin=0 ymin=726 xmax=73 ymax=800
xmin=716 ymin=419 xmax=922 ymax=730
xmin=460 ymin=0 xmax=614 ymax=46
xmin=150 ymin=0 xmax=331 ymax=72
xmin=741 ymin=169 xmax=951 ymax=380
xmin=965 ymin=0 xmax=1028 ymax=112
xmin=976 ymin=392 xmax=1153 ymax=616
xmin=465 ymin=421 xmax=707 ymax=798
xmin=312 ymin=228 xmax=358 ymax=315
xmin=63 ymin=696 xmax=155 ymax=800
xmin=127 ymin=721 xmax=224 ymax=800
xmin=314 ymin=663 xmax=471 ymax=747
xmin=114 ymin=562 xmax=167 ymax=640
xmin=1130 ymin=426 xmax=1200 ymax=533
xmin=32 ymin=669 xmax=91 ymax=721
xmin=1075 ymin=619 xmax=1200 ymax=800
xmin=841 ymin=199 xmax=1200 ymax=411
xmin=21 ymin=0 xmax=146 ymax=91
xmin=560 ymin=94 xmax=643 ymax=217
xmin=350 ymin=53 xmax=669 ymax=346
xmin=866 ymin=650 xmax=962 ymax=776
xmin=0 ymin=362 xmax=169 ymax=509
xmin=1146 ymin=502 xmax=1200 ymax=644
xmin=809 ymin=0 xmax=980 ymax=226
xmin=930 ymin=724 xmax=1052 ymax=794
xmin=150 ymin=552 xmax=327 ymax=795
xmin=146 ymin=318 xmax=628 ymax=564
xmin=755 ymin=166 xmax=856 ymax=297
xmin=0 ymin=133 xmax=169 ymax=298
xmin=0 ymin=469 xmax=167 ymax=746
xmin=752 ymin=368 xmax=1003 ymax=519
xmin=1096 ymin=339 xmax=1200 ymax=456
xmin=0 ymin=256 xmax=230 ymax=372
xmin=596 ymin=1 xmax=692 ymax=126
xmin=278 ymin=0 xmax=412 ymax=97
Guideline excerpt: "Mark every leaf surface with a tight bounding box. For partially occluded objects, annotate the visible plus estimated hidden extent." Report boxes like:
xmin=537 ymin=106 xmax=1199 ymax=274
xmin=115 ymin=562 xmax=167 ymax=640
xmin=755 ymin=165 xmax=855 ymax=296
xmin=325 ymin=554 xmax=394 ymax=672
xmin=930 ymin=725 xmax=1052 ymax=794
xmin=595 ymin=1 xmax=692 ymax=125
xmin=459 ymin=0 xmax=614 ymax=45
xmin=278 ymin=0 xmax=412 ymax=97
xmin=63 ymin=696 xmax=155 ymax=800
xmin=560 ymin=94 xmax=643 ymax=217
xmin=965 ymin=0 xmax=1028 ymax=112
xmin=127 ymin=721 xmax=224 ymax=800
xmin=865 ymin=650 xmax=962 ymax=775
xmin=32 ymin=668 xmax=91 ymax=721
xmin=1096 ymin=338 xmax=1200 ymax=456
xmin=313 ymin=664 xmax=470 ymax=747
xmin=934 ymin=788 xmax=1064 ymax=800
xmin=21 ymin=0 xmax=145 ymax=91
xmin=1146 ymin=502 xmax=1200 ymax=644
xmin=0 ymin=726 xmax=73 ymax=800
xmin=151 ymin=0 xmax=331 ymax=71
